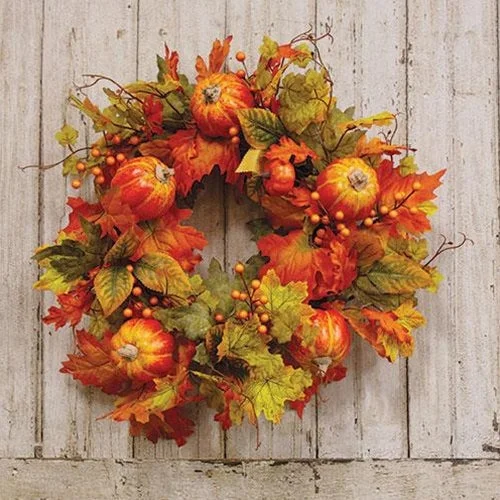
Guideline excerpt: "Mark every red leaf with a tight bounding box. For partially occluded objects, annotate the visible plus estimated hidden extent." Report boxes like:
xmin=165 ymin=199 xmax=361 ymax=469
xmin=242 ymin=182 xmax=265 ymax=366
xmin=61 ymin=197 xmax=103 ymax=239
xmin=163 ymin=45 xmax=180 ymax=82
xmin=167 ymin=128 xmax=240 ymax=196
xmin=43 ymin=285 xmax=93 ymax=329
xmin=98 ymin=188 xmax=139 ymax=239
xmin=143 ymin=95 xmax=164 ymax=137
xmin=60 ymin=330 xmax=129 ymax=395
xmin=258 ymin=230 xmax=357 ymax=300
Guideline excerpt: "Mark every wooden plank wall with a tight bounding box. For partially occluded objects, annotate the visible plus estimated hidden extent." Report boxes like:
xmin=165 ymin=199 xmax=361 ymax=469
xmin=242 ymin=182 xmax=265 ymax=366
xmin=1 ymin=0 xmax=499 ymax=495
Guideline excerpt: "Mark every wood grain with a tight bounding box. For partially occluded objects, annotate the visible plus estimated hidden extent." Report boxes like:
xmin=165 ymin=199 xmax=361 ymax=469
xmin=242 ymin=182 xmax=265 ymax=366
xmin=1 ymin=458 xmax=499 ymax=499
xmin=0 ymin=0 xmax=43 ymax=458
xmin=407 ymin=0 xmax=500 ymax=458
xmin=40 ymin=0 xmax=138 ymax=458
xmin=315 ymin=0 xmax=408 ymax=458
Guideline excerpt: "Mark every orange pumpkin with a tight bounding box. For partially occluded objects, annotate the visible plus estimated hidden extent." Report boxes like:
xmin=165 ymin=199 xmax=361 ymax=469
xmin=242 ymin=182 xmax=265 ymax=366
xmin=111 ymin=156 xmax=176 ymax=221
xmin=263 ymin=161 xmax=296 ymax=196
xmin=110 ymin=318 xmax=175 ymax=381
xmin=309 ymin=309 xmax=351 ymax=364
xmin=190 ymin=73 xmax=254 ymax=137
xmin=316 ymin=158 xmax=379 ymax=220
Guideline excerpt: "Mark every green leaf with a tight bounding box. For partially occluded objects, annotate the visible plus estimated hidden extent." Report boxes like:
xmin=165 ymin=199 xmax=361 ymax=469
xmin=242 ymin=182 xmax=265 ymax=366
xmin=257 ymin=269 xmax=313 ymax=343
xmin=193 ymin=344 xmax=210 ymax=365
xmin=155 ymin=302 xmax=213 ymax=341
xmin=202 ymin=259 xmax=236 ymax=317
xmin=399 ymin=156 xmax=418 ymax=176
xmin=259 ymin=35 xmax=279 ymax=59
xmin=278 ymin=69 xmax=330 ymax=134
xmin=235 ymin=148 xmax=264 ymax=174
xmin=62 ymin=155 xmax=78 ymax=176
xmin=243 ymin=364 xmax=312 ymax=423
xmin=246 ymin=218 xmax=273 ymax=242
xmin=134 ymin=253 xmax=192 ymax=297
xmin=237 ymin=108 xmax=285 ymax=149
xmin=55 ymin=124 xmax=79 ymax=146
xmin=104 ymin=229 xmax=141 ymax=264
xmin=94 ymin=266 xmax=134 ymax=316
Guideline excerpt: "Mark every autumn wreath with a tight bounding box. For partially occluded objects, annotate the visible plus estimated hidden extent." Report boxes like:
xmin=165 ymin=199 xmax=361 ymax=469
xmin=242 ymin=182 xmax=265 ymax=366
xmin=32 ymin=32 xmax=449 ymax=446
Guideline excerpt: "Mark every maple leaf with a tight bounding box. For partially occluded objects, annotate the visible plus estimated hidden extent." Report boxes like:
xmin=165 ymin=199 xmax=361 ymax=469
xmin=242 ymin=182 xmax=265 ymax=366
xmin=255 ymin=269 xmax=314 ymax=343
xmin=264 ymin=136 xmax=318 ymax=164
xmin=139 ymin=207 xmax=207 ymax=272
xmin=260 ymin=194 xmax=306 ymax=229
xmin=157 ymin=45 xmax=180 ymax=82
xmin=43 ymin=286 xmax=92 ymax=329
xmin=278 ymin=69 xmax=331 ymax=134
xmin=55 ymin=124 xmax=78 ymax=147
xmin=242 ymin=364 xmax=313 ymax=424
xmin=167 ymin=128 xmax=240 ymax=195
xmin=138 ymin=139 xmax=170 ymax=163
xmin=60 ymin=330 xmax=129 ymax=394
xmin=339 ymin=111 xmax=395 ymax=132
xmin=258 ymin=230 xmax=357 ymax=300
xmin=217 ymin=316 xmax=282 ymax=375
xmin=98 ymin=188 xmax=139 ymax=239
xmin=110 ymin=367 xmax=193 ymax=424
xmin=195 ymin=36 xmax=232 ymax=80
xmin=129 ymin=408 xmax=194 ymax=445
xmin=143 ymin=95 xmax=164 ymax=136
xmin=377 ymin=159 xmax=445 ymax=234
xmin=354 ymin=135 xmax=407 ymax=158
xmin=60 ymin=197 xmax=103 ymax=240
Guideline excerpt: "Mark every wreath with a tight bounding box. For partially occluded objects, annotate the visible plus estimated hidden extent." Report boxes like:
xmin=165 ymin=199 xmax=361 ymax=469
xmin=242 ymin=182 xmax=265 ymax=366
xmin=32 ymin=32 xmax=453 ymax=446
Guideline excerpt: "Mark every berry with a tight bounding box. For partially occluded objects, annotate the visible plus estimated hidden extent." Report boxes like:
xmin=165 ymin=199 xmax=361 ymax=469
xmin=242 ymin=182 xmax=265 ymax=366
xmin=311 ymin=191 xmax=320 ymax=201
xmin=260 ymin=295 xmax=268 ymax=305
xmin=389 ymin=209 xmax=399 ymax=218
xmin=231 ymin=136 xmax=240 ymax=145
xmin=116 ymin=153 xmax=126 ymax=162
xmin=340 ymin=227 xmax=351 ymax=237
xmin=142 ymin=308 xmax=153 ymax=319
xmin=149 ymin=296 xmax=159 ymax=306
xmin=316 ymin=228 xmax=326 ymax=238
xmin=112 ymin=135 xmax=121 ymax=145
xmin=336 ymin=223 xmax=346 ymax=231
xmin=132 ymin=286 xmax=142 ymax=297
xmin=314 ymin=236 xmax=323 ymax=246
xmin=91 ymin=167 xmax=102 ymax=176
xmin=251 ymin=279 xmax=261 ymax=290
xmin=228 ymin=126 xmax=239 ymax=137
xmin=215 ymin=313 xmax=224 ymax=323
xmin=370 ymin=209 xmax=377 ymax=217
xmin=321 ymin=215 xmax=330 ymax=225
xmin=260 ymin=313 xmax=270 ymax=323
xmin=126 ymin=264 xmax=134 ymax=272
xmin=123 ymin=308 xmax=134 ymax=318
xmin=76 ymin=161 xmax=86 ymax=172
xmin=310 ymin=214 xmax=321 ymax=224
xmin=394 ymin=192 xmax=404 ymax=201
xmin=238 ymin=310 xmax=249 ymax=320
xmin=129 ymin=136 xmax=140 ymax=146
xmin=410 ymin=206 xmax=419 ymax=214
xmin=379 ymin=205 xmax=389 ymax=215
xmin=71 ymin=179 xmax=81 ymax=189
xmin=258 ymin=325 xmax=268 ymax=334
xmin=95 ymin=175 xmax=106 ymax=185
xmin=239 ymin=292 xmax=248 ymax=301
xmin=231 ymin=290 xmax=241 ymax=300
xmin=363 ymin=217 xmax=374 ymax=227
xmin=235 ymin=51 xmax=246 ymax=62
xmin=236 ymin=69 xmax=246 ymax=79
xmin=234 ymin=263 xmax=245 ymax=274
xmin=412 ymin=181 xmax=422 ymax=191
xmin=334 ymin=211 xmax=345 ymax=221
xmin=91 ymin=147 xmax=101 ymax=158
xmin=106 ymin=156 xmax=116 ymax=166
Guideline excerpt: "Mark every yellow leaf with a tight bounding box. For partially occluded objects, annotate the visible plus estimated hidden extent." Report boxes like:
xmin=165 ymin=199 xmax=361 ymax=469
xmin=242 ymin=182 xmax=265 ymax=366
xmin=94 ymin=266 xmax=134 ymax=316
xmin=243 ymin=364 xmax=312 ymax=424
xmin=340 ymin=111 xmax=395 ymax=132
xmin=235 ymin=148 xmax=264 ymax=174
xmin=394 ymin=302 xmax=426 ymax=331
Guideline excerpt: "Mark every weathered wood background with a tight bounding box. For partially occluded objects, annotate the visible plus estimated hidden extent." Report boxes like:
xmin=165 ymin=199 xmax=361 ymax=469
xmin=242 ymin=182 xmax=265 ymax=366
xmin=1 ymin=0 xmax=499 ymax=497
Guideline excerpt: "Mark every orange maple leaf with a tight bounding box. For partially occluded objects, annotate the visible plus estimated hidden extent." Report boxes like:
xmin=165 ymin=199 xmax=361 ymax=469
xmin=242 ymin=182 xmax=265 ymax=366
xmin=354 ymin=136 xmax=408 ymax=158
xmin=43 ymin=285 xmax=93 ymax=329
xmin=61 ymin=197 xmax=103 ymax=240
xmin=257 ymin=230 xmax=357 ymax=300
xmin=264 ymin=137 xmax=318 ymax=164
xmin=60 ymin=330 xmax=130 ymax=395
xmin=162 ymin=45 xmax=180 ymax=82
xmin=98 ymin=188 xmax=139 ymax=239
xmin=167 ymin=128 xmax=240 ymax=196
xmin=139 ymin=207 xmax=207 ymax=272
xmin=195 ymin=36 xmax=233 ymax=80
xmin=138 ymin=139 xmax=170 ymax=163
xmin=377 ymin=160 xmax=445 ymax=234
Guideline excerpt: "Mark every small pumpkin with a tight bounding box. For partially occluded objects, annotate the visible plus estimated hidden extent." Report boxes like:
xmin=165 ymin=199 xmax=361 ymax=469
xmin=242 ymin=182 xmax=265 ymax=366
xmin=190 ymin=73 xmax=254 ymax=137
xmin=263 ymin=160 xmax=296 ymax=196
xmin=111 ymin=156 xmax=176 ymax=221
xmin=110 ymin=318 xmax=175 ymax=381
xmin=316 ymin=157 xmax=379 ymax=220
xmin=309 ymin=309 xmax=351 ymax=365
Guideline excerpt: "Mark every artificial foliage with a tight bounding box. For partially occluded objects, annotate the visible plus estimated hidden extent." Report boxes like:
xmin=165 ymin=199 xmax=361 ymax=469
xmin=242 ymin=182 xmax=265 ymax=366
xmin=33 ymin=32 xmax=447 ymax=446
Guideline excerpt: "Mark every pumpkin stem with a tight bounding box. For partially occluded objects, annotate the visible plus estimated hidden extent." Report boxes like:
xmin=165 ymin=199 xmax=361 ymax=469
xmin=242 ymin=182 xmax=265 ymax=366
xmin=202 ymin=85 xmax=221 ymax=104
xmin=347 ymin=169 xmax=369 ymax=192
xmin=117 ymin=343 xmax=139 ymax=362
xmin=155 ymin=163 xmax=174 ymax=183
xmin=313 ymin=356 xmax=332 ymax=375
